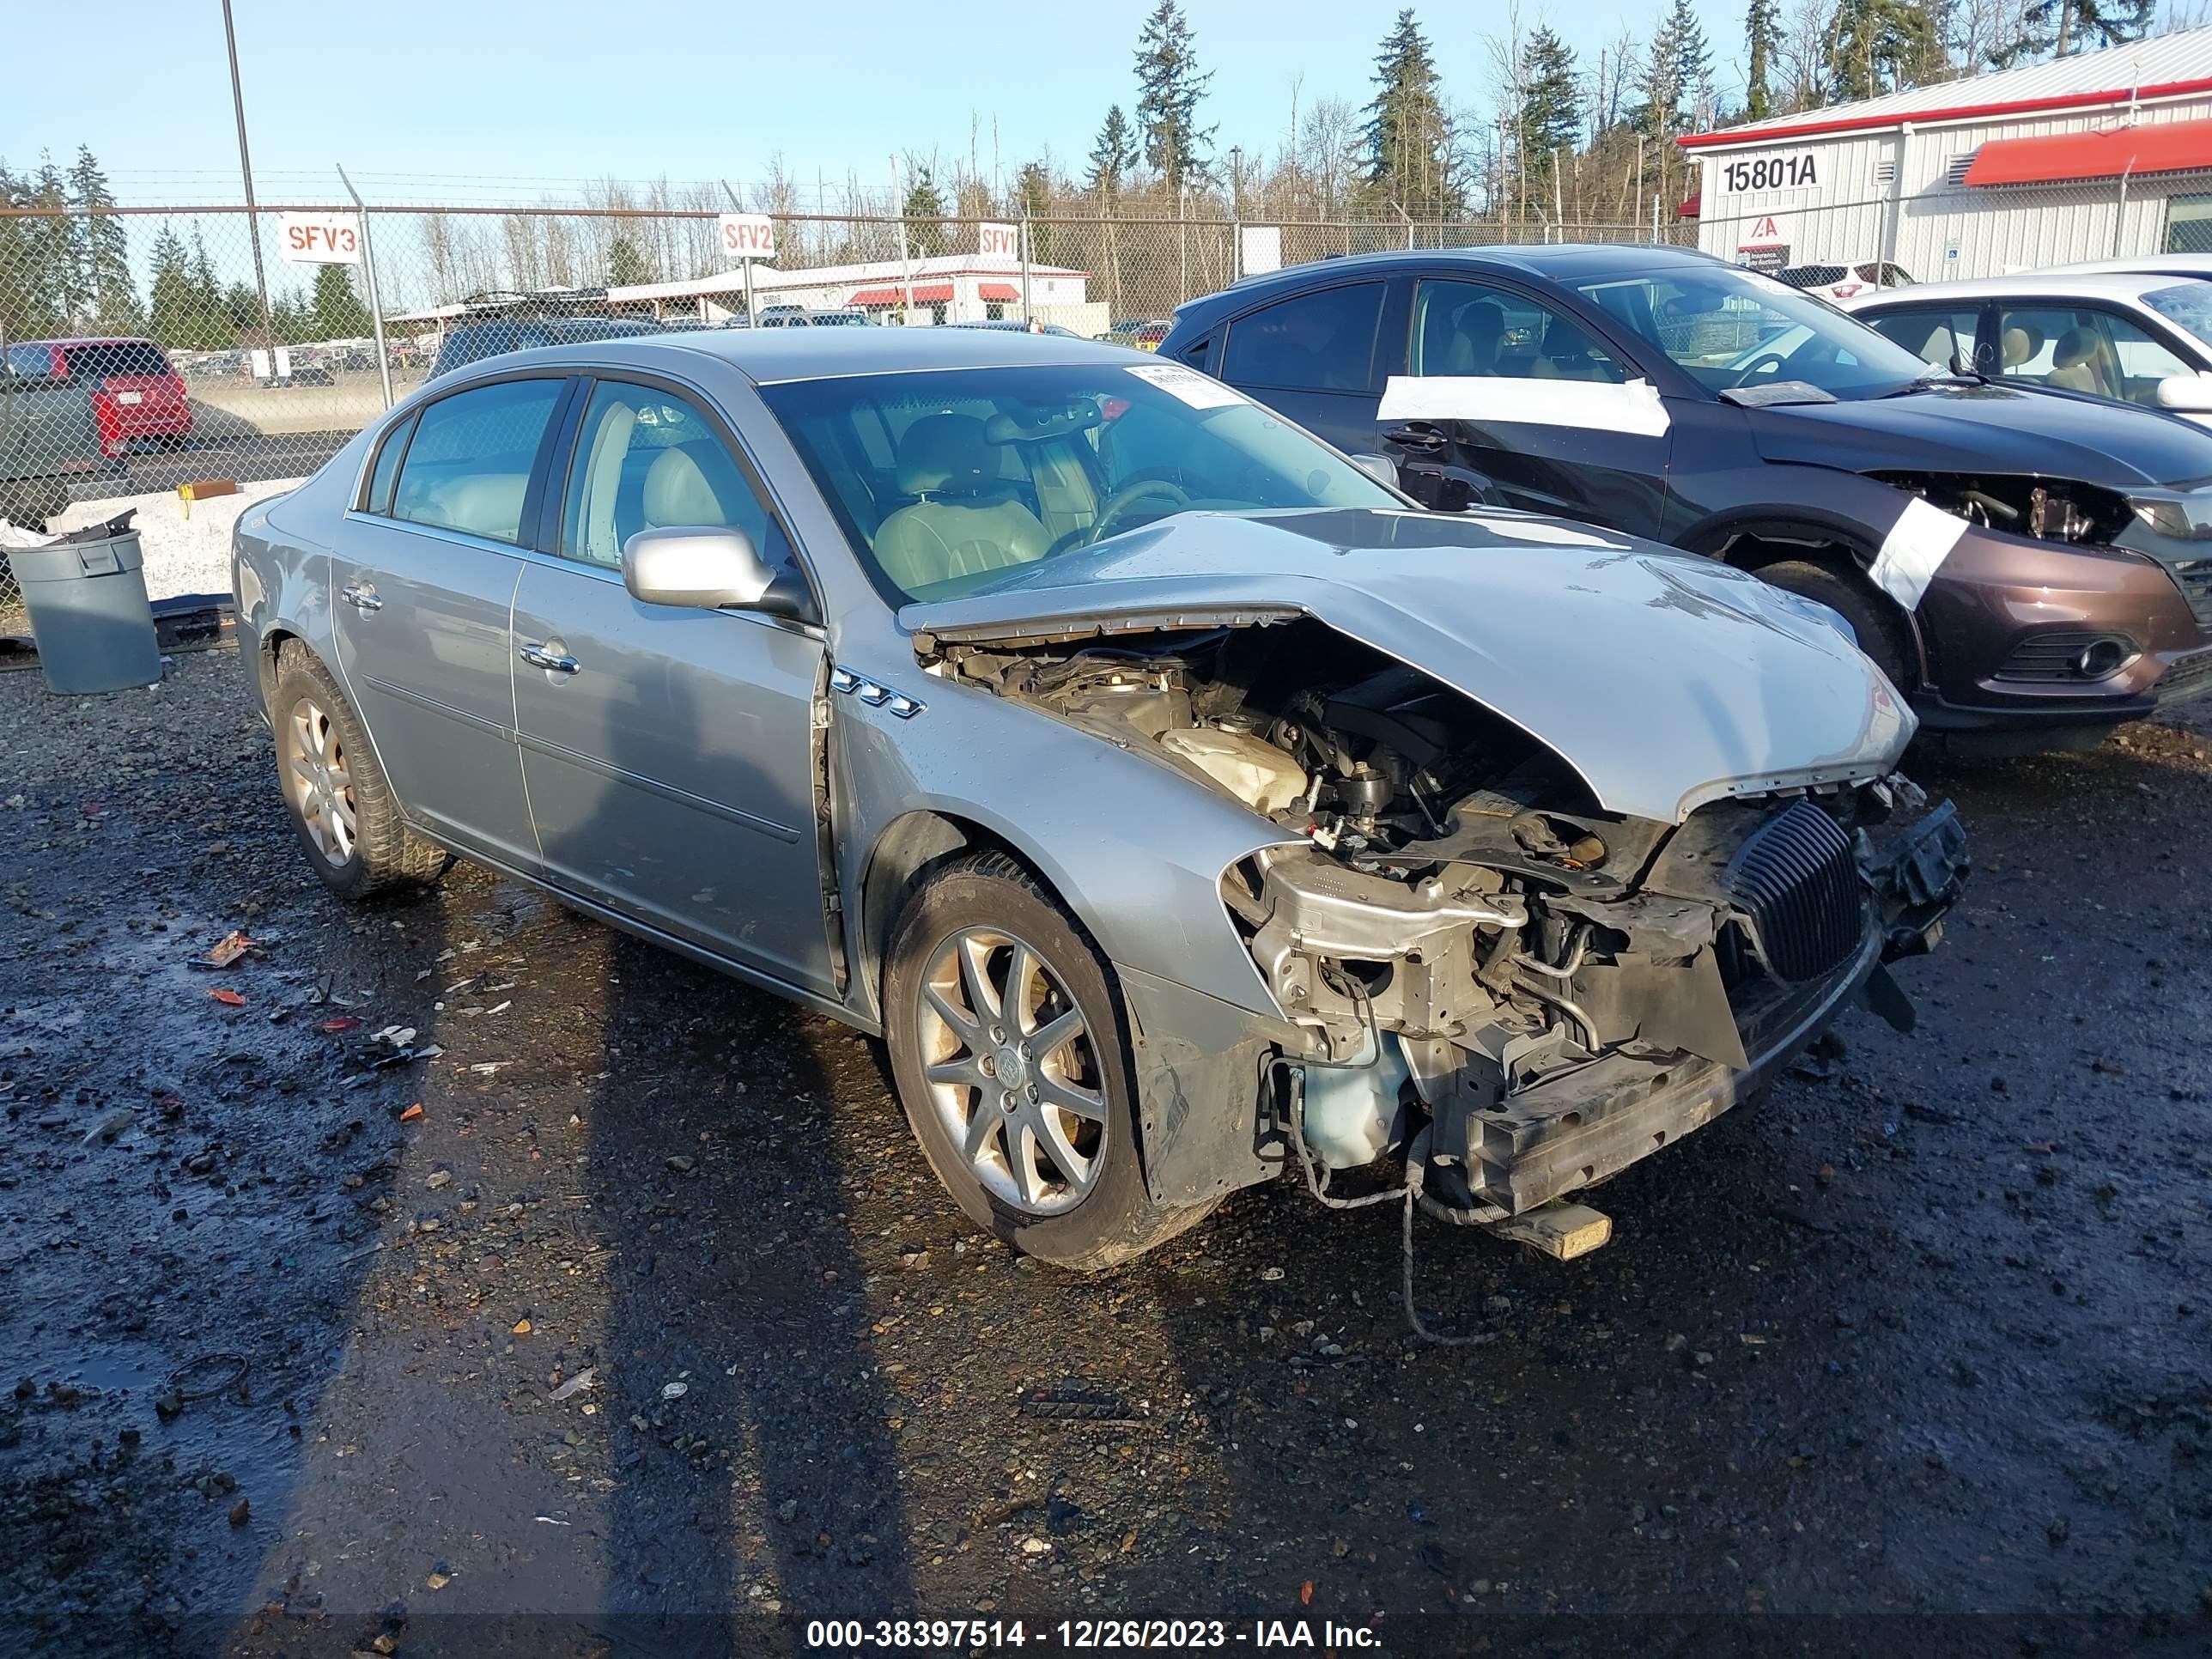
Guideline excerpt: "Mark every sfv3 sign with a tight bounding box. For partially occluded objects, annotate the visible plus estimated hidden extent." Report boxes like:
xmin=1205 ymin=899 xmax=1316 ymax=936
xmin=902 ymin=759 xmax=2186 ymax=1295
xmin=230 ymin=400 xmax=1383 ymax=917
xmin=277 ymin=212 xmax=363 ymax=264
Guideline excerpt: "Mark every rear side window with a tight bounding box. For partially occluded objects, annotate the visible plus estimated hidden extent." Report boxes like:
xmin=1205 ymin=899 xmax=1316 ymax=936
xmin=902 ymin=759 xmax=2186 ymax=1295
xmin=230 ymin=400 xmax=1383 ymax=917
xmin=62 ymin=341 xmax=173 ymax=379
xmin=392 ymin=378 xmax=566 ymax=544
xmin=363 ymin=410 xmax=418 ymax=515
xmin=4 ymin=343 xmax=61 ymax=380
xmin=1867 ymin=307 xmax=1978 ymax=369
xmin=1220 ymin=283 xmax=1385 ymax=392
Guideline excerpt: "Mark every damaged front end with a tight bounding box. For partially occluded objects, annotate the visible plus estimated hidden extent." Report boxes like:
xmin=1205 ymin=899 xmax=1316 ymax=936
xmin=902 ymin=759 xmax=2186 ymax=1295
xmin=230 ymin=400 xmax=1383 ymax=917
xmin=916 ymin=608 xmax=1968 ymax=1237
xmin=1236 ymin=779 xmax=1966 ymax=1225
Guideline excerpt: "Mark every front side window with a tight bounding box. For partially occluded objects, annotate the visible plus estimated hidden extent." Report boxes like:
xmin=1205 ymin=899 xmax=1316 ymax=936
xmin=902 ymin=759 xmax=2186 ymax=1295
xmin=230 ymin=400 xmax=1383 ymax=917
xmin=1994 ymin=304 xmax=2192 ymax=405
xmin=1577 ymin=264 xmax=1929 ymax=399
xmin=560 ymin=380 xmax=785 ymax=570
xmin=1220 ymin=283 xmax=1384 ymax=392
xmin=1866 ymin=307 xmax=1978 ymax=371
xmin=1409 ymin=279 xmax=1625 ymax=382
xmin=760 ymin=362 xmax=1399 ymax=603
xmin=2141 ymin=283 xmax=2212 ymax=355
xmin=391 ymin=377 xmax=566 ymax=544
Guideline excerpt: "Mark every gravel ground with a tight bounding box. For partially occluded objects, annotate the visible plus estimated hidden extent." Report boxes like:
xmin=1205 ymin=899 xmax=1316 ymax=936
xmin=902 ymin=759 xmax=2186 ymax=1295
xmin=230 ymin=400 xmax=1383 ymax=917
xmin=3 ymin=645 xmax=2211 ymax=1659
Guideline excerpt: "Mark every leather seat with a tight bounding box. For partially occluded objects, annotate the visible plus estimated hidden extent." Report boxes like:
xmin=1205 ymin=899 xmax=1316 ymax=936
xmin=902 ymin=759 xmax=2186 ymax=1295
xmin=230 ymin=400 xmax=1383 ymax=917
xmin=2048 ymin=327 xmax=2115 ymax=397
xmin=642 ymin=445 xmax=724 ymax=526
xmin=872 ymin=413 xmax=1049 ymax=592
xmin=2002 ymin=323 xmax=2043 ymax=371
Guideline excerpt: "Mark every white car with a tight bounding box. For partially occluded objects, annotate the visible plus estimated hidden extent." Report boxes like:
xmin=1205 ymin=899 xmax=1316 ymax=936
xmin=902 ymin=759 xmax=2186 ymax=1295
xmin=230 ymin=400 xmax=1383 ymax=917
xmin=1774 ymin=258 xmax=1914 ymax=302
xmin=1842 ymin=270 xmax=2212 ymax=428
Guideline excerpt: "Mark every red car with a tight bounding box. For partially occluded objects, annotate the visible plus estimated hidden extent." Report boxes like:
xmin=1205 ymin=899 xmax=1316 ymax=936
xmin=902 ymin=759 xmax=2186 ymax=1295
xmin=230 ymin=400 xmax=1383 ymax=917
xmin=15 ymin=337 xmax=193 ymax=455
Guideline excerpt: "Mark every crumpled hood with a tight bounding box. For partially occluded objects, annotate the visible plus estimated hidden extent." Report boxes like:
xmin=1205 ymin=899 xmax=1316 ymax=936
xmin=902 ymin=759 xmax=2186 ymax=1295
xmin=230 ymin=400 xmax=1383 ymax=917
xmin=901 ymin=507 xmax=1914 ymax=824
xmin=1748 ymin=381 xmax=2212 ymax=489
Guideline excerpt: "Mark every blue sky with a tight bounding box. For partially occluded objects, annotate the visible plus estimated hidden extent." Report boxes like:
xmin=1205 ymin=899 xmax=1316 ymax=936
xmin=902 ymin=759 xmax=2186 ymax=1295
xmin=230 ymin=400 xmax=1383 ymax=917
xmin=3 ymin=0 xmax=1749 ymax=205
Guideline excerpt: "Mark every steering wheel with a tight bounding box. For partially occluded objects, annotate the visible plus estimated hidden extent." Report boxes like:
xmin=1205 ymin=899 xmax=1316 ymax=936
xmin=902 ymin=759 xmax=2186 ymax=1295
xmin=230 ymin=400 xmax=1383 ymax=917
xmin=1081 ymin=477 xmax=1191 ymax=547
xmin=1733 ymin=351 xmax=1789 ymax=386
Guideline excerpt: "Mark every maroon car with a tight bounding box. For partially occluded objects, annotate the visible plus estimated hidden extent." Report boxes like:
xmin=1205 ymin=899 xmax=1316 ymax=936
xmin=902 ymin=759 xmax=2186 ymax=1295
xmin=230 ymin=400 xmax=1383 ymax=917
xmin=9 ymin=337 xmax=194 ymax=456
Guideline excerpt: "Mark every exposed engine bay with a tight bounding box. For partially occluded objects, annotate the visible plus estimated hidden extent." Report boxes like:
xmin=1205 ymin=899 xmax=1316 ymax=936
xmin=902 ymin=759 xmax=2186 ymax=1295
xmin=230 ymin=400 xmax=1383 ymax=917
xmin=925 ymin=618 xmax=1969 ymax=1223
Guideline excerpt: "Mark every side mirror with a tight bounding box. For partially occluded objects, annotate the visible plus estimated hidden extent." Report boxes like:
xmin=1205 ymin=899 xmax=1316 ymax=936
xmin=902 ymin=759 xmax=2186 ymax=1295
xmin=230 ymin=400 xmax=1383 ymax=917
xmin=622 ymin=526 xmax=785 ymax=611
xmin=2154 ymin=374 xmax=2212 ymax=415
xmin=1349 ymin=452 xmax=1399 ymax=489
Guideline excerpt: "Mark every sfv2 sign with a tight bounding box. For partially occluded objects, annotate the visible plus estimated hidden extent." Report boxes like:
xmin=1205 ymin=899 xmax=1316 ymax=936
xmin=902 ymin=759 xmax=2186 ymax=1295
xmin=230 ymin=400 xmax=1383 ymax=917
xmin=276 ymin=212 xmax=362 ymax=264
xmin=719 ymin=213 xmax=775 ymax=262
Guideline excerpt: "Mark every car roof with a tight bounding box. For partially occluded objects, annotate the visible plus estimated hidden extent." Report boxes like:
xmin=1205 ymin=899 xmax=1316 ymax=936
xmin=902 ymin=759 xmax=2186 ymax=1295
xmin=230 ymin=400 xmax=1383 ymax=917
xmin=1171 ymin=243 xmax=1727 ymax=320
xmin=481 ymin=325 xmax=1151 ymax=385
xmin=1841 ymin=270 xmax=2190 ymax=308
xmin=27 ymin=336 xmax=166 ymax=349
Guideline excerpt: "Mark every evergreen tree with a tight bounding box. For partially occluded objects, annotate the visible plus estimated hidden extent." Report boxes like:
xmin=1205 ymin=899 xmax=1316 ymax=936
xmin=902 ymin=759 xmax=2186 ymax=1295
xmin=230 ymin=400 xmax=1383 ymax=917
xmin=146 ymin=225 xmax=222 ymax=349
xmin=27 ymin=155 xmax=84 ymax=331
xmin=1745 ymin=0 xmax=1781 ymax=121
xmin=1012 ymin=160 xmax=1055 ymax=263
xmin=606 ymin=234 xmax=653 ymax=287
xmin=1993 ymin=0 xmax=2154 ymax=64
xmin=901 ymin=161 xmax=949 ymax=258
xmin=1518 ymin=27 xmax=1582 ymax=213
xmin=0 ymin=160 xmax=69 ymax=342
xmin=1832 ymin=0 xmax=1939 ymax=95
xmin=188 ymin=228 xmax=230 ymax=338
xmin=1364 ymin=9 xmax=1458 ymax=219
xmin=1087 ymin=106 xmax=1137 ymax=198
xmin=222 ymin=282 xmax=259 ymax=341
xmin=1133 ymin=0 xmax=1214 ymax=190
xmin=68 ymin=145 xmax=139 ymax=333
xmin=311 ymin=262 xmax=370 ymax=338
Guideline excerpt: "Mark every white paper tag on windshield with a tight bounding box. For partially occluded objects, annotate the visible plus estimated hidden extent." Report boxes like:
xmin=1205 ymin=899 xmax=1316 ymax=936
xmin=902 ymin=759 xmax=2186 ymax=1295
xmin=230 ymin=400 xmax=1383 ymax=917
xmin=1127 ymin=362 xmax=1246 ymax=410
xmin=1869 ymin=496 xmax=1968 ymax=611
xmin=1377 ymin=375 xmax=1670 ymax=436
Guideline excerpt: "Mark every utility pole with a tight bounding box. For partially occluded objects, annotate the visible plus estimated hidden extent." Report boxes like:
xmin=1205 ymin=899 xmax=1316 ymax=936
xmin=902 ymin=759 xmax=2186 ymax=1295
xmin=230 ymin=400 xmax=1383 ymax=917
xmin=222 ymin=0 xmax=279 ymax=380
xmin=1228 ymin=145 xmax=1243 ymax=280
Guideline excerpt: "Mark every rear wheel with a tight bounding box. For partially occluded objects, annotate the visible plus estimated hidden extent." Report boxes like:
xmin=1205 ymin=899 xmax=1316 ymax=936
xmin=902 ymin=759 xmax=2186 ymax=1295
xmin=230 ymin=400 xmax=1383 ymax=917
xmin=271 ymin=642 xmax=447 ymax=900
xmin=1756 ymin=557 xmax=1916 ymax=691
xmin=884 ymin=851 xmax=1218 ymax=1270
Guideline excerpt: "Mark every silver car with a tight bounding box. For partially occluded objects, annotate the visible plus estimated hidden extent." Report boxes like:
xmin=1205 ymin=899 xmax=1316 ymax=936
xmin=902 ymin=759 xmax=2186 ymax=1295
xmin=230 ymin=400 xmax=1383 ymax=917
xmin=232 ymin=330 xmax=1966 ymax=1271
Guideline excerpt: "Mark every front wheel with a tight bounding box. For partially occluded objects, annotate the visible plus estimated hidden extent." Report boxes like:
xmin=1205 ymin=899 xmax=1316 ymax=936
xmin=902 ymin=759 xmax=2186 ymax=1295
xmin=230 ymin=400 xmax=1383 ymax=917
xmin=1756 ymin=558 xmax=1917 ymax=692
xmin=884 ymin=851 xmax=1217 ymax=1270
xmin=270 ymin=642 xmax=448 ymax=899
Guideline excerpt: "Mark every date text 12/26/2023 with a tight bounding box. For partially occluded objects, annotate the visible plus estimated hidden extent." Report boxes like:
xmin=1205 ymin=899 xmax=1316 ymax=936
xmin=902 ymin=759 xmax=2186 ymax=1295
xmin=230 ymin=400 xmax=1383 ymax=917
xmin=803 ymin=1618 xmax=1382 ymax=1650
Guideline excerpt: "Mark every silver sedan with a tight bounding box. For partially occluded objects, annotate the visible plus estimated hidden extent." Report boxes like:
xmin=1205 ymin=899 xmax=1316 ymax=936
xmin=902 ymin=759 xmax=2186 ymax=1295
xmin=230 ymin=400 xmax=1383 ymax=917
xmin=233 ymin=329 xmax=1966 ymax=1271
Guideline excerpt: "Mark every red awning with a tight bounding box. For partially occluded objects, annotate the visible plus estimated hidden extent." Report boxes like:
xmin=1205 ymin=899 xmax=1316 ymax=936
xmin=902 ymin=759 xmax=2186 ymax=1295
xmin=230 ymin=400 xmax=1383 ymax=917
xmin=847 ymin=283 xmax=953 ymax=307
xmin=977 ymin=281 xmax=1021 ymax=301
xmin=1677 ymin=191 xmax=1701 ymax=220
xmin=1964 ymin=117 xmax=2212 ymax=186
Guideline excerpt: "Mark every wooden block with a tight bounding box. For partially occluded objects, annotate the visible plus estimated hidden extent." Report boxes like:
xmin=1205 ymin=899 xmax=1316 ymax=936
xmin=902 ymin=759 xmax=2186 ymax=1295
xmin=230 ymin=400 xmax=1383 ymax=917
xmin=178 ymin=477 xmax=240 ymax=503
xmin=1492 ymin=1203 xmax=1613 ymax=1261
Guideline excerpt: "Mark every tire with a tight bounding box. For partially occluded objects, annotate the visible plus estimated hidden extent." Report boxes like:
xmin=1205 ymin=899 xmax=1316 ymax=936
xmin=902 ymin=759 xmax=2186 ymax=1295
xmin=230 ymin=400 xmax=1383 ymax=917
xmin=884 ymin=850 xmax=1218 ymax=1271
xmin=270 ymin=641 xmax=447 ymax=900
xmin=1755 ymin=557 xmax=1916 ymax=691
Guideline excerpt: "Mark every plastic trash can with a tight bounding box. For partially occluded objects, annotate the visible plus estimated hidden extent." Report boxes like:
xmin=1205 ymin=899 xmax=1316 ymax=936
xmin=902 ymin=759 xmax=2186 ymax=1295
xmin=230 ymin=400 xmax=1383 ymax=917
xmin=12 ymin=512 xmax=161 ymax=694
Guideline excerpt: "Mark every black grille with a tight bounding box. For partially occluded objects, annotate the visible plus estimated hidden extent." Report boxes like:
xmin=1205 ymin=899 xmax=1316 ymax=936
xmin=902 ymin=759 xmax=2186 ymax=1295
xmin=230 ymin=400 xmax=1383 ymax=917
xmin=2157 ymin=647 xmax=2212 ymax=703
xmin=1721 ymin=801 xmax=1864 ymax=984
xmin=1994 ymin=630 xmax=2136 ymax=683
xmin=2172 ymin=559 xmax=2212 ymax=628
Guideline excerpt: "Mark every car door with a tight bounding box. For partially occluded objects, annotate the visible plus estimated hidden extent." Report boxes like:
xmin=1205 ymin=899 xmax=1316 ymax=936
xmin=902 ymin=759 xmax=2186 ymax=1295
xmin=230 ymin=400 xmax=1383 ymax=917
xmin=510 ymin=374 xmax=837 ymax=994
xmin=1212 ymin=277 xmax=1391 ymax=453
xmin=1367 ymin=274 xmax=1672 ymax=536
xmin=331 ymin=373 xmax=572 ymax=873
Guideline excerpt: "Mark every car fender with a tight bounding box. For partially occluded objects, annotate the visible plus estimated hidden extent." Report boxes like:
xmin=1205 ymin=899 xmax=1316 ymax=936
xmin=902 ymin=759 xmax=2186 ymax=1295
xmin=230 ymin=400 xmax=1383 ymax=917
xmin=829 ymin=666 xmax=1298 ymax=1029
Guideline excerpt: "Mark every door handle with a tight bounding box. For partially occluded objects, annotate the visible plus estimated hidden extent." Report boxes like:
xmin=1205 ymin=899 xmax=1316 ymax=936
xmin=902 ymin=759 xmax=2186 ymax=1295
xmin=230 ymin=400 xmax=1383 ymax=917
xmin=1384 ymin=422 xmax=1449 ymax=456
xmin=518 ymin=641 xmax=580 ymax=675
xmin=341 ymin=584 xmax=383 ymax=612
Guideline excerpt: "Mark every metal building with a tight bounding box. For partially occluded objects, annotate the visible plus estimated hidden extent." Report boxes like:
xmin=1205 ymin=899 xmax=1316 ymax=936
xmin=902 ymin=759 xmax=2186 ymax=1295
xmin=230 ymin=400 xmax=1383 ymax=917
xmin=1680 ymin=28 xmax=2212 ymax=283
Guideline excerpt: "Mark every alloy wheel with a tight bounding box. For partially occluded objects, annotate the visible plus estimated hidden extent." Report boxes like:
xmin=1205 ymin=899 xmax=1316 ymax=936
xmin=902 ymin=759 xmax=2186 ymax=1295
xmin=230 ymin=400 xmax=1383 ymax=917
xmin=915 ymin=926 xmax=1109 ymax=1215
xmin=284 ymin=695 xmax=357 ymax=867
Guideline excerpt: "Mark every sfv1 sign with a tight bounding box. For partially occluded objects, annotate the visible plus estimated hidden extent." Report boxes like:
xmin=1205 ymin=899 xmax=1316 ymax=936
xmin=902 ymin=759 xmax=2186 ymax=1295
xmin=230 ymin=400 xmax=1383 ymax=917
xmin=978 ymin=222 xmax=1018 ymax=258
xmin=276 ymin=212 xmax=362 ymax=264
xmin=719 ymin=213 xmax=775 ymax=262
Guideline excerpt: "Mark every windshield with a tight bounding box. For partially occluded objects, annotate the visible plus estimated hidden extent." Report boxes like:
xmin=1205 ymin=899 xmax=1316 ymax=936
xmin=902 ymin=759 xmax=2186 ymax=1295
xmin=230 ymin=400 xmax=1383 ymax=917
xmin=1575 ymin=264 xmax=1931 ymax=398
xmin=760 ymin=362 xmax=1400 ymax=604
xmin=2142 ymin=281 xmax=2212 ymax=351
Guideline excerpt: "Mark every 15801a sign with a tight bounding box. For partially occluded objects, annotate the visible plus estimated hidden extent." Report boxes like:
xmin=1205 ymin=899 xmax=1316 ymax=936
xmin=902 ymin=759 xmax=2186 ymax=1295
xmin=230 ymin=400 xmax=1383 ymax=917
xmin=1721 ymin=152 xmax=1820 ymax=194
